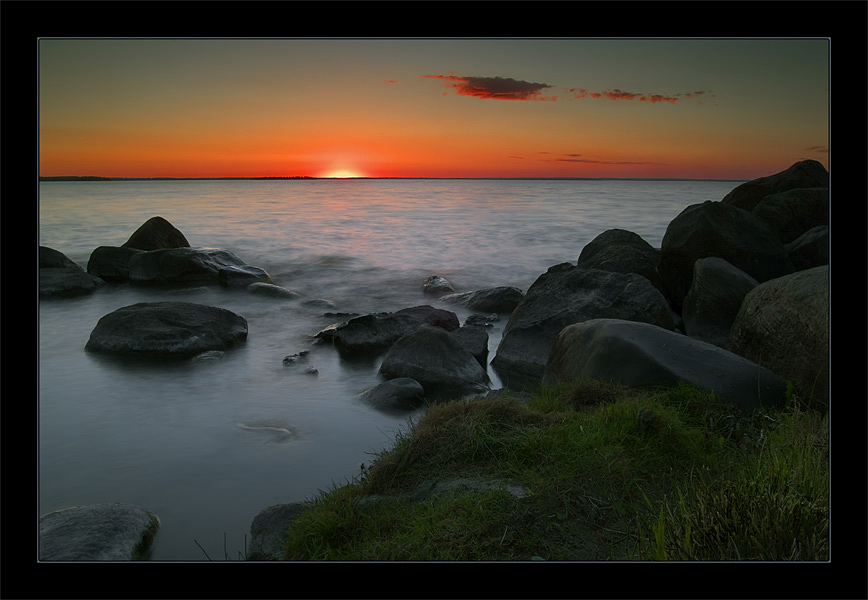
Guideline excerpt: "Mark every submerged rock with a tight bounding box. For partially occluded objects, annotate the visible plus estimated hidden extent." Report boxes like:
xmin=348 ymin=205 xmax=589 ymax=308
xmin=439 ymin=286 xmax=525 ymax=313
xmin=85 ymin=301 xmax=248 ymax=358
xmin=39 ymin=503 xmax=160 ymax=561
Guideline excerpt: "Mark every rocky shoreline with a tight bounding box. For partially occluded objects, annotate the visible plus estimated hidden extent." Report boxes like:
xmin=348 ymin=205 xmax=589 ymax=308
xmin=38 ymin=160 xmax=829 ymax=560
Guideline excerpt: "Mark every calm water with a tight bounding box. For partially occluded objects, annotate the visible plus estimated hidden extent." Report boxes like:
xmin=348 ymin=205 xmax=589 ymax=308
xmin=38 ymin=178 xmax=740 ymax=560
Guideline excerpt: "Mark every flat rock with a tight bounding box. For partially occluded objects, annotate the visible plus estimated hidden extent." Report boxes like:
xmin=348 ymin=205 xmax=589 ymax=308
xmin=359 ymin=377 xmax=426 ymax=412
xmin=40 ymin=246 xmax=104 ymax=298
xmin=247 ymin=502 xmax=314 ymax=561
xmin=85 ymin=301 xmax=248 ymax=358
xmin=439 ymin=286 xmax=525 ymax=313
xmin=39 ymin=503 xmax=160 ymax=561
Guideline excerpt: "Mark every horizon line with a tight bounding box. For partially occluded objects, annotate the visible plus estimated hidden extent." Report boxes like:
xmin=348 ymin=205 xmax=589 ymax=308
xmin=39 ymin=175 xmax=749 ymax=183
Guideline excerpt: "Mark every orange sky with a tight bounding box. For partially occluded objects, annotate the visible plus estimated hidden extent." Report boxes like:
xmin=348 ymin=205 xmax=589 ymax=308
xmin=39 ymin=39 xmax=829 ymax=180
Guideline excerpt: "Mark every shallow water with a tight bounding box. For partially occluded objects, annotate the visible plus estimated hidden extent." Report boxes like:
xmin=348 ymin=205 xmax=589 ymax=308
xmin=38 ymin=178 xmax=740 ymax=560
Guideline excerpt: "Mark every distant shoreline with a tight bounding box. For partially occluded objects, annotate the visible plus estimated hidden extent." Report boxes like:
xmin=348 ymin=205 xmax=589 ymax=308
xmin=39 ymin=175 xmax=747 ymax=183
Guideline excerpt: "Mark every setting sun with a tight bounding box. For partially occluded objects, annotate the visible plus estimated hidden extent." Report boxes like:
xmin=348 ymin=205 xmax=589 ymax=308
xmin=321 ymin=169 xmax=366 ymax=179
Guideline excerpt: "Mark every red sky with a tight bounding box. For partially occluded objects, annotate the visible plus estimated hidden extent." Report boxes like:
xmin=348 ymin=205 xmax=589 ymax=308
xmin=39 ymin=39 xmax=829 ymax=180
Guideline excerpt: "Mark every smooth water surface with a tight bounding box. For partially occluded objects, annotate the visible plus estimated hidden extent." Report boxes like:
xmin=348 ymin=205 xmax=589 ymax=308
xmin=38 ymin=178 xmax=740 ymax=560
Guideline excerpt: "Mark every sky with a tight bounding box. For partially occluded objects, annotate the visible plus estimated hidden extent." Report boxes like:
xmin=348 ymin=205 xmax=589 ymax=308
xmin=38 ymin=38 xmax=830 ymax=180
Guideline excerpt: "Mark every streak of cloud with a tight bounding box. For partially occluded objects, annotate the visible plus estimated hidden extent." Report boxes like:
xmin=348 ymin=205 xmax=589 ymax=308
xmin=421 ymin=74 xmax=556 ymax=100
xmin=806 ymin=145 xmax=828 ymax=154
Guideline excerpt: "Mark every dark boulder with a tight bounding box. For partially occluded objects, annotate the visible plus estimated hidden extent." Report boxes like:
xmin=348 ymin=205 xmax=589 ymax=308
xmin=729 ymin=266 xmax=829 ymax=409
xmin=681 ymin=257 xmax=759 ymax=348
xmin=657 ymin=200 xmax=794 ymax=313
xmin=491 ymin=264 xmax=676 ymax=386
xmin=542 ymin=319 xmax=788 ymax=412
xmin=85 ymin=301 xmax=248 ymax=358
xmin=121 ymin=216 xmax=191 ymax=251
xmin=128 ymin=247 xmax=272 ymax=287
xmin=784 ymin=225 xmax=829 ymax=271
xmin=577 ymin=228 xmax=663 ymax=293
xmin=448 ymin=325 xmax=490 ymax=368
xmin=39 ymin=246 xmax=105 ymax=298
xmin=439 ymin=286 xmax=525 ymax=313
xmin=87 ymin=245 xmax=144 ymax=282
xmin=359 ymin=377 xmax=426 ymax=412
xmin=325 ymin=305 xmax=460 ymax=358
xmin=378 ymin=324 xmax=490 ymax=399
xmin=39 ymin=503 xmax=160 ymax=561
xmin=721 ymin=159 xmax=829 ymax=212
xmin=751 ymin=187 xmax=829 ymax=244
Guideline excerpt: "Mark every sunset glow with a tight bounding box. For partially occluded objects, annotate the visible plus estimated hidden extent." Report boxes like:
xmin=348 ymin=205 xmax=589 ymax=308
xmin=38 ymin=38 xmax=830 ymax=181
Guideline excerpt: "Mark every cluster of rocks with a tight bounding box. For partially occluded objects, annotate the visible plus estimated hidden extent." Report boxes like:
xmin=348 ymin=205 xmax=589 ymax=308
xmin=40 ymin=160 xmax=830 ymax=559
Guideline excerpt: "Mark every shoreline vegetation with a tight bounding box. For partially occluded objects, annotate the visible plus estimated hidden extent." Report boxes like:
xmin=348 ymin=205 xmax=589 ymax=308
xmin=38 ymin=175 xmax=748 ymax=183
xmin=265 ymin=378 xmax=828 ymax=561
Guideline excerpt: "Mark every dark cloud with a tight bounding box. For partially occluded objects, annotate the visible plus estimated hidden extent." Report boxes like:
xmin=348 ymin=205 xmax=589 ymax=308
xmin=806 ymin=145 xmax=828 ymax=154
xmin=421 ymin=74 xmax=555 ymax=100
xmin=555 ymin=156 xmax=665 ymax=165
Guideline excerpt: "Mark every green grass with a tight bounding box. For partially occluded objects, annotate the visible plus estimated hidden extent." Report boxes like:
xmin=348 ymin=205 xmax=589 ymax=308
xmin=277 ymin=378 xmax=829 ymax=561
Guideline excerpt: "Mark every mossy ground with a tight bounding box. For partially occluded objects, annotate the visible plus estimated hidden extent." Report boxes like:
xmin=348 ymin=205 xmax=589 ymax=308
xmin=278 ymin=378 xmax=829 ymax=562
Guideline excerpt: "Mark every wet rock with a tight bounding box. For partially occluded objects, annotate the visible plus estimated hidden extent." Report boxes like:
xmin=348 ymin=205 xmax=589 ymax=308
xmin=324 ymin=305 xmax=460 ymax=358
xmin=248 ymin=502 xmax=314 ymax=561
xmin=128 ymin=247 xmax=272 ymax=287
xmin=247 ymin=282 xmax=301 ymax=299
xmin=85 ymin=301 xmax=248 ymax=358
xmin=379 ymin=324 xmax=489 ymax=399
xmin=121 ymin=215 xmax=191 ymax=251
xmin=359 ymin=377 xmax=426 ymax=411
xmin=422 ymin=275 xmax=455 ymax=295
xmin=40 ymin=246 xmax=105 ymax=298
xmin=439 ymin=286 xmax=525 ymax=313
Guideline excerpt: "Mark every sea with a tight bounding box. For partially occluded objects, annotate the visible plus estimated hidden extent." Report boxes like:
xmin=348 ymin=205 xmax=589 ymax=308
xmin=38 ymin=177 xmax=742 ymax=561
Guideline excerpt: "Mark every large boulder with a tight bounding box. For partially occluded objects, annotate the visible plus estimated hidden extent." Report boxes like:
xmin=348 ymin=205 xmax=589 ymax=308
xmin=439 ymin=286 xmax=525 ymax=313
xmin=87 ymin=246 xmax=145 ymax=282
xmin=491 ymin=264 xmax=676 ymax=386
xmin=542 ymin=319 xmax=788 ymax=412
xmin=448 ymin=324 xmax=489 ymax=368
xmin=657 ymin=200 xmax=795 ymax=313
xmin=322 ymin=305 xmax=460 ymax=358
xmin=729 ymin=266 xmax=829 ymax=409
xmin=359 ymin=377 xmax=426 ymax=412
xmin=39 ymin=503 xmax=160 ymax=561
xmin=721 ymin=159 xmax=829 ymax=212
xmin=378 ymin=324 xmax=490 ymax=399
xmin=681 ymin=257 xmax=759 ymax=348
xmin=577 ymin=228 xmax=663 ymax=293
xmin=128 ymin=247 xmax=272 ymax=287
xmin=85 ymin=301 xmax=248 ymax=358
xmin=40 ymin=246 xmax=105 ymax=298
xmin=784 ymin=225 xmax=829 ymax=271
xmin=751 ymin=187 xmax=829 ymax=244
xmin=121 ymin=216 xmax=191 ymax=251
